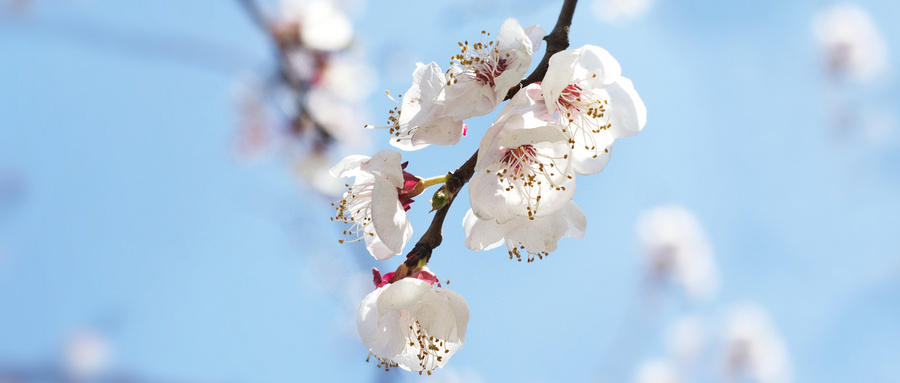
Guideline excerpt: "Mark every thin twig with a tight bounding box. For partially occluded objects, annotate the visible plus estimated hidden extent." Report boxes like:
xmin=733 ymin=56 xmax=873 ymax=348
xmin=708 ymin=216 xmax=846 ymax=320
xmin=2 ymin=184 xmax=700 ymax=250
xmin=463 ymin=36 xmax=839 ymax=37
xmin=391 ymin=0 xmax=579 ymax=280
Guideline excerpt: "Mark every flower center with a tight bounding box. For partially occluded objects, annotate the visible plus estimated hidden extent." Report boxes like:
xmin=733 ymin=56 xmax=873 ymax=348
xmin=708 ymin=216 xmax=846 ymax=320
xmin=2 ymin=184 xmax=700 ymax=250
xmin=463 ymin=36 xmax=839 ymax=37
xmin=557 ymin=83 xmax=613 ymax=158
xmin=448 ymin=31 xmax=513 ymax=87
xmin=494 ymin=144 xmax=570 ymax=220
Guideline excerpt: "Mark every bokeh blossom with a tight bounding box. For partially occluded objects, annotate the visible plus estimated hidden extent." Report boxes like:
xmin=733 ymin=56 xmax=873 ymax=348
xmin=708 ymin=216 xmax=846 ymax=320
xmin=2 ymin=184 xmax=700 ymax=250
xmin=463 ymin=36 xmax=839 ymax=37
xmin=813 ymin=3 xmax=889 ymax=83
xmin=721 ymin=304 xmax=792 ymax=383
xmin=636 ymin=205 xmax=718 ymax=301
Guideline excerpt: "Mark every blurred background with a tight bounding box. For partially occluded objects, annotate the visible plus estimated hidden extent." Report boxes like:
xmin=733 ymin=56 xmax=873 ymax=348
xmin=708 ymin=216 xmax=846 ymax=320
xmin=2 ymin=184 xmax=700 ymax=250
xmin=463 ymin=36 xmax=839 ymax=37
xmin=0 ymin=0 xmax=898 ymax=382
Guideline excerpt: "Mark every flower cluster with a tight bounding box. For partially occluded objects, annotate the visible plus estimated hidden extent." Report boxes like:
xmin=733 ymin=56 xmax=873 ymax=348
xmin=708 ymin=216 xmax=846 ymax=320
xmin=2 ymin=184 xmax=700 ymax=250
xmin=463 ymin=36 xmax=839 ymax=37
xmin=331 ymin=16 xmax=646 ymax=373
xmin=236 ymin=0 xmax=374 ymax=196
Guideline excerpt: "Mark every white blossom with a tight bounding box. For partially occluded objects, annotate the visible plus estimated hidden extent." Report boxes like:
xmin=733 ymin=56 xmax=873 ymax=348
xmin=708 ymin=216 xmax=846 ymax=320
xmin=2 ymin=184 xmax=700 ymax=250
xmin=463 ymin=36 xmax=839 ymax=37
xmin=374 ymin=62 xmax=467 ymax=151
xmin=372 ymin=19 xmax=543 ymax=150
xmin=463 ymin=200 xmax=586 ymax=262
xmin=813 ymin=3 xmax=889 ymax=83
xmin=721 ymin=304 xmax=792 ymax=383
xmin=636 ymin=205 xmax=718 ymax=301
xmin=443 ymin=18 xmax=545 ymax=120
xmin=469 ymin=84 xmax=575 ymax=223
xmin=330 ymin=149 xmax=414 ymax=260
xmin=358 ymin=277 xmax=469 ymax=374
xmin=542 ymin=45 xmax=647 ymax=174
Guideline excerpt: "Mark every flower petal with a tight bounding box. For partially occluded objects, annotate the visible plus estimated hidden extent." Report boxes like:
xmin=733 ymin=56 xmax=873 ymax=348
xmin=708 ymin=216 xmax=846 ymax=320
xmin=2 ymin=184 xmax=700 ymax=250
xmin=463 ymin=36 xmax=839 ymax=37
xmin=369 ymin=176 xmax=412 ymax=258
xmin=602 ymin=77 xmax=647 ymax=139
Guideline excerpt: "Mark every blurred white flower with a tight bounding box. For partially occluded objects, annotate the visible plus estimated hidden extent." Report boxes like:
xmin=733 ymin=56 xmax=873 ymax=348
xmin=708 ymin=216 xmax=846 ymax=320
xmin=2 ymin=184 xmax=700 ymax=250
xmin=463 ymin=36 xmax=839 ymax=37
xmin=636 ymin=205 xmax=718 ymax=301
xmin=542 ymin=44 xmax=647 ymax=175
xmin=813 ymin=3 xmax=889 ymax=83
xmin=635 ymin=359 xmax=681 ymax=383
xmin=358 ymin=277 xmax=469 ymax=374
xmin=280 ymin=0 xmax=353 ymax=50
xmin=330 ymin=149 xmax=414 ymax=260
xmin=721 ymin=304 xmax=792 ymax=383
xmin=319 ymin=56 xmax=375 ymax=102
xmin=592 ymin=0 xmax=653 ymax=23
xmin=306 ymin=87 xmax=370 ymax=149
xmin=63 ymin=329 xmax=110 ymax=379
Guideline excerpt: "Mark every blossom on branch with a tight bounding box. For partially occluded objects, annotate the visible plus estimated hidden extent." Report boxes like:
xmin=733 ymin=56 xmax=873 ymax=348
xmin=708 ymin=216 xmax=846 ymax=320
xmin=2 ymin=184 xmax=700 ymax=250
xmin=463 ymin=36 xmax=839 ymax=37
xmin=358 ymin=271 xmax=469 ymax=374
xmin=370 ymin=18 xmax=544 ymax=150
xmin=469 ymin=84 xmax=575 ymax=223
xmin=372 ymin=62 xmax=467 ymax=151
xmin=330 ymin=149 xmax=416 ymax=260
xmin=444 ymin=18 xmax=545 ymax=120
xmin=463 ymin=200 xmax=586 ymax=262
xmin=542 ymin=45 xmax=647 ymax=175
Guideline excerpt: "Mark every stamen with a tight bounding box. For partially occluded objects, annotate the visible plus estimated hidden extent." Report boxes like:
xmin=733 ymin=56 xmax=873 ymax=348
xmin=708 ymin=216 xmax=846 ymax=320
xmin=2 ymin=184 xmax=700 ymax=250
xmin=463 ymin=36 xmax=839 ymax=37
xmin=494 ymin=144 xmax=568 ymax=220
xmin=556 ymin=83 xmax=613 ymax=158
xmin=449 ymin=31 xmax=513 ymax=87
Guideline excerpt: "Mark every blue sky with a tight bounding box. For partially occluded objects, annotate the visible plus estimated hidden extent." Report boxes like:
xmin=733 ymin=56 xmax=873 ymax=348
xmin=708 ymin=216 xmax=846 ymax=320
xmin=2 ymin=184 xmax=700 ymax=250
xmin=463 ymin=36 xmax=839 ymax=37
xmin=0 ymin=0 xmax=898 ymax=382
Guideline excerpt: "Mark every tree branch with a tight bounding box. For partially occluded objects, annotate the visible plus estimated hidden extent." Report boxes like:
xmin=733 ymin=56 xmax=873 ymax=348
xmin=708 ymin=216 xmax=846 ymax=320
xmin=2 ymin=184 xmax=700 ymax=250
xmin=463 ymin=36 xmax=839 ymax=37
xmin=390 ymin=0 xmax=579 ymax=281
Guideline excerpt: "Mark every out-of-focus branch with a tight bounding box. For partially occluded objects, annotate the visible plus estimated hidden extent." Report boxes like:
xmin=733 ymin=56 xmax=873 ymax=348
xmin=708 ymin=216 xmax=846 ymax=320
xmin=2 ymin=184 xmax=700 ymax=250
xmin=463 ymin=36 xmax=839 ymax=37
xmin=391 ymin=0 xmax=579 ymax=281
xmin=235 ymin=0 xmax=336 ymax=149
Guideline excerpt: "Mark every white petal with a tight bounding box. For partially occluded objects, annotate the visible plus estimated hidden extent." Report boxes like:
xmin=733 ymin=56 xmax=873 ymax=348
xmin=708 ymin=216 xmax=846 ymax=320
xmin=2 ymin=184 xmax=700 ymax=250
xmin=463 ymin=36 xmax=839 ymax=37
xmin=507 ymin=200 xmax=586 ymax=254
xmin=496 ymin=18 xmax=528 ymax=51
xmin=522 ymin=24 xmax=546 ymax=53
xmin=357 ymin=288 xmax=407 ymax=359
xmin=330 ymin=154 xmax=370 ymax=178
xmin=542 ymin=45 xmax=623 ymax=114
xmin=376 ymin=278 xmax=432 ymax=313
xmin=362 ymin=149 xmax=405 ymax=187
xmin=603 ymin=77 xmax=647 ymax=139
xmin=410 ymin=115 xmax=465 ymax=147
xmin=569 ymin=129 xmax=615 ymax=175
xmin=462 ymin=209 xmax=507 ymax=251
xmin=369 ymin=176 xmax=412 ymax=257
xmin=468 ymin=170 xmax=516 ymax=223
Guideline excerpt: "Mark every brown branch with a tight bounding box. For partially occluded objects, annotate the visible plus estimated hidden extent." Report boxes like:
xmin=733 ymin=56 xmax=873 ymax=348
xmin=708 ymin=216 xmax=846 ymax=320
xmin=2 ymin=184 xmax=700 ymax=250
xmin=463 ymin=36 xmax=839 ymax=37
xmin=388 ymin=151 xmax=478 ymax=282
xmin=505 ymin=0 xmax=578 ymax=100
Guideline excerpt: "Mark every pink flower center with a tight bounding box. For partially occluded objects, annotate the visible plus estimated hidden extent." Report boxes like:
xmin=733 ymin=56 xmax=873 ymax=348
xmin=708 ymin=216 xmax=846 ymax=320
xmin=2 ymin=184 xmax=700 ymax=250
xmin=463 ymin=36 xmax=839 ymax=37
xmin=500 ymin=144 xmax=538 ymax=176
